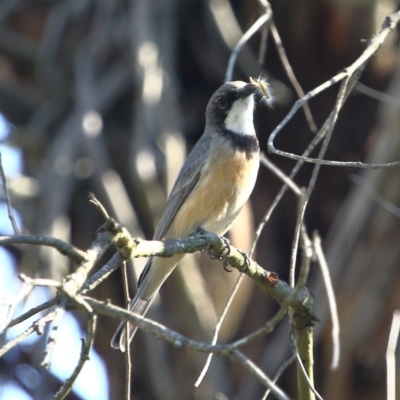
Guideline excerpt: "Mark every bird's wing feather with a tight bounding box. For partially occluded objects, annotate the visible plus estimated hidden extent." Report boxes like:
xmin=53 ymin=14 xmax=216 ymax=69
xmin=153 ymin=134 xmax=210 ymax=240
xmin=138 ymin=134 xmax=211 ymax=287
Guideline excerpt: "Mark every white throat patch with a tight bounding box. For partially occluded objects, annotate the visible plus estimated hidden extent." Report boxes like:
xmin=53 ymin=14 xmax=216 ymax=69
xmin=224 ymin=96 xmax=255 ymax=136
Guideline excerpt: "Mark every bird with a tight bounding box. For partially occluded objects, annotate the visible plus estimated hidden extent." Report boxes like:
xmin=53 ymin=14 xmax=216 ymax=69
xmin=111 ymin=79 xmax=265 ymax=351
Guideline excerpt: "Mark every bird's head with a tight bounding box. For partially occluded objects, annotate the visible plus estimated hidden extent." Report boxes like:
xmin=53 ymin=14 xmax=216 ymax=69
xmin=205 ymin=81 xmax=259 ymax=136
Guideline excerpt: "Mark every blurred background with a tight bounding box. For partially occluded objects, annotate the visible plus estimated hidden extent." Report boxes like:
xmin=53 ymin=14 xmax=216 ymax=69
xmin=0 ymin=0 xmax=400 ymax=399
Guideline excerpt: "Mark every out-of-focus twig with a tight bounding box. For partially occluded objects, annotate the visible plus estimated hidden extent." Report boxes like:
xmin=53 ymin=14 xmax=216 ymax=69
xmin=0 ymin=152 xmax=20 ymax=234
xmin=386 ymin=310 xmax=400 ymax=400
xmin=53 ymin=307 xmax=97 ymax=400
xmin=0 ymin=282 xmax=33 ymax=331
xmin=2 ymin=298 xmax=58 ymax=330
xmin=356 ymin=82 xmax=400 ymax=107
xmin=0 ymin=309 xmax=58 ymax=357
xmin=313 ymin=232 xmax=340 ymax=369
xmin=262 ymin=354 xmax=296 ymax=400
xmin=295 ymin=352 xmax=322 ymax=400
xmin=225 ymin=10 xmax=272 ymax=82
xmin=349 ymin=174 xmax=400 ymax=218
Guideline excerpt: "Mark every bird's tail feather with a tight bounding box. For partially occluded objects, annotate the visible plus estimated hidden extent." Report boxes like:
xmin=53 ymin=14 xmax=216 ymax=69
xmin=110 ymin=294 xmax=155 ymax=351
xmin=110 ymin=254 xmax=183 ymax=351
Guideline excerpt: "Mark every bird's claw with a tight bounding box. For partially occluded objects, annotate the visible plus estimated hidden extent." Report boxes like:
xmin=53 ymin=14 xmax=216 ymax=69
xmin=237 ymin=249 xmax=251 ymax=272
xmin=191 ymin=226 xmax=208 ymax=237
xmin=206 ymin=235 xmax=234 ymax=272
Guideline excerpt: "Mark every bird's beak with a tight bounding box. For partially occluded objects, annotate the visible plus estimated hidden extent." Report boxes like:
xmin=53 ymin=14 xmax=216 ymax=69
xmin=239 ymin=82 xmax=258 ymax=98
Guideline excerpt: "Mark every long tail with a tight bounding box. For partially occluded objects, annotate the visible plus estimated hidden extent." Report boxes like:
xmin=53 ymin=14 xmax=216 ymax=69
xmin=110 ymin=254 xmax=183 ymax=351
xmin=110 ymin=290 xmax=154 ymax=351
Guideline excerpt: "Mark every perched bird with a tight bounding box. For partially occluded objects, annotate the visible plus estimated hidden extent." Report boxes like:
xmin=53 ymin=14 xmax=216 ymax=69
xmin=112 ymin=79 xmax=265 ymax=351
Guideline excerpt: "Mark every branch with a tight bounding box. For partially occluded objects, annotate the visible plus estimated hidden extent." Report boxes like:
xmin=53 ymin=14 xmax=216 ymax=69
xmin=0 ymin=235 xmax=86 ymax=263
xmin=84 ymin=297 xmax=287 ymax=396
xmin=53 ymin=303 xmax=97 ymax=400
xmin=268 ymin=10 xmax=400 ymax=169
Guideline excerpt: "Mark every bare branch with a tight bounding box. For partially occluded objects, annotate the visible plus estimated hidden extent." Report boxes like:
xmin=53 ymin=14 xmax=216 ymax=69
xmin=0 ymin=309 xmax=58 ymax=357
xmin=2 ymin=298 xmax=57 ymax=330
xmin=53 ymin=310 xmax=97 ymax=400
xmin=79 ymin=252 xmax=123 ymax=294
xmin=268 ymin=11 xmax=400 ymax=169
xmin=0 ymin=235 xmax=86 ymax=263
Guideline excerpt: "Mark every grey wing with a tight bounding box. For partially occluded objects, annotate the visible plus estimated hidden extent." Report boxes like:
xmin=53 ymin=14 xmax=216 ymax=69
xmin=137 ymin=135 xmax=210 ymax=287
xmin=153 ymin=134 xmax=210 ymax=240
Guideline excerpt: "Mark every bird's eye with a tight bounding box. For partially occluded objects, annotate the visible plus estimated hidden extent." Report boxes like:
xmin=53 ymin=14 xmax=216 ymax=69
xmin=216 ymin=97 xmax=228 ymax=109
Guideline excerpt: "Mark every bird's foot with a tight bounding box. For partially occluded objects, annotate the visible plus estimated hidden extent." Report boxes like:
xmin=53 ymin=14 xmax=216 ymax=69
xmin=190 ymin=226 xmax=208 ymax=237
xmin=220 ymin=237 xmax=233 ymax=272
xmin=237 ymin=249 xmax=251 ymax=272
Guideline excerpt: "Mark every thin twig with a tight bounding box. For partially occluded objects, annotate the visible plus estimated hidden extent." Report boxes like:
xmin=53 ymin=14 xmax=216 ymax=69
xmin=232 ymin=349 xmax=290 ymax=400
xmin=313 ymin=232 xmax=340 ymax=369
xmin=0 ymin=309 xmax=58 ymax=357
xmin=194 ymin=272 xmax=244 ymax=388
xmin=121 ymin=261 xmax=132 ymax=400
xmin=53 ymin=302 xmax=97 ymax=400
xmin=349 ymin=174 xmax=400 ymax=218
xmin=268 ymin=11 xmax=400 ymax=169
xmin=225 ymin=11 xmax=272 ymax=82
xmin=41 ymin=299 xmax=66 ymax=369
xmin=289 ymin=192 xmax=307 ymax=287
xmin=0 ymin=282 xmax=33 ymax=331
xmin=0 ymin=152 xmax=20 ymax=234
xmin=19 ymin=273 xmax=61 ymax=288
xmin=260 ymin=153 xmax=302 ymax=197
xmin=295 ymin=352 xmax=323 ymax=400
xmin=1 ymin=297 xmax=57 ymax=331
xmin=79 ymin=252 xmax=123 ymax=294
xmin=262 ymin=353 xmax=296 ymax=400
xmin=88 ymin=192 xmax=110 ymax=220
xmin=386 ymin=310 xmax=400 ymax=400
xmin=356 ymin=82 xmax=400 ymax=107
xmin=269 ymin=20 xmax=317 ymax=133
xmin=251 ymin=122 xmax=330 ymax=257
